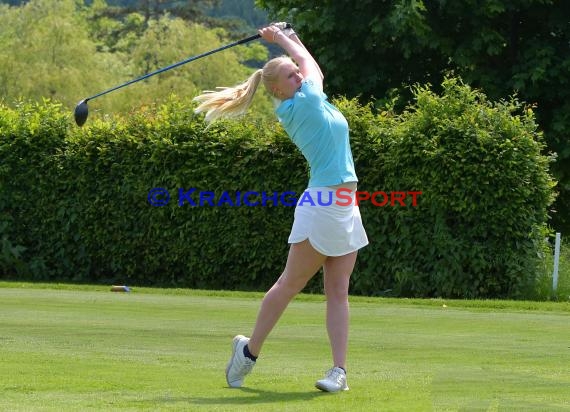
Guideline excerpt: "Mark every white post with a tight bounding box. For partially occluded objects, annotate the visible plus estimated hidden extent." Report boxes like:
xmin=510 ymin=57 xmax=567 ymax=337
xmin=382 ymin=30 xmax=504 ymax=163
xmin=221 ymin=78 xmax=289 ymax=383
xmin=552 ymin=232 xmax=561 ymax=293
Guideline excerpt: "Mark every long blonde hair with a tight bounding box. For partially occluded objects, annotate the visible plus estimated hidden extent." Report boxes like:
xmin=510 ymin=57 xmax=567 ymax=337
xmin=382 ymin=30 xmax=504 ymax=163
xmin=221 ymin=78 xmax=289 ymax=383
xmin=193 ymin=56 xmax=293 ymax=123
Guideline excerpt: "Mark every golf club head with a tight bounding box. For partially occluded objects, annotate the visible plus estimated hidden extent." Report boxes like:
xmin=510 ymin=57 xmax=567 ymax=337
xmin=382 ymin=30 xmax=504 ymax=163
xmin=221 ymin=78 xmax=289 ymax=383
xmin=74 ymin=99 xmax=89 ymax=127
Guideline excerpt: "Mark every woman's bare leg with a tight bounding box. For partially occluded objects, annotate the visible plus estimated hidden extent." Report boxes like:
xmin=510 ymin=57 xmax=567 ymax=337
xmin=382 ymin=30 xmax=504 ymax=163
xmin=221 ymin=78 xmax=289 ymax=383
xmin=247 ymin=239 xmax=326 ymax=356
xmin=322 ymin=251 xmax=357 ymax=369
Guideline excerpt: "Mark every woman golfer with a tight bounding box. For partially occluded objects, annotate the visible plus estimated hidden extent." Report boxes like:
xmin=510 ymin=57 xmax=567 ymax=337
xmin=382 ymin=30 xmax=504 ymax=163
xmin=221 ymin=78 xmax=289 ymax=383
xmin=194 ymin=23 xmax=368 ymax=392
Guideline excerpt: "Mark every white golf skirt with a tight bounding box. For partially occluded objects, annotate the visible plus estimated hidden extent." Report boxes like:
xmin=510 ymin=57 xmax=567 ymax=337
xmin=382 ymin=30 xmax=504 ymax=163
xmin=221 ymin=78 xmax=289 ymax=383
xmin=288 ymin=186 xmax=369 ymax=256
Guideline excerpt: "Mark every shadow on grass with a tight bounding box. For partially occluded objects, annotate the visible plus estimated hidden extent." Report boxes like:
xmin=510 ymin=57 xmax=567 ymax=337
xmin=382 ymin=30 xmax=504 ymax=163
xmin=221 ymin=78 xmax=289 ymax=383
xmin=157 ymin=387 xmax=330 ymax=406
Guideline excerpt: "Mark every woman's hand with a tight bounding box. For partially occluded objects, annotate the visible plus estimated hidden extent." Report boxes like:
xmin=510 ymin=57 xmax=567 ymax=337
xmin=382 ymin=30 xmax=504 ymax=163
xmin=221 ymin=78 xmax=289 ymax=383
xmin=258 ymin=24 xmax=286 ymax=44
xmin=272 ymin=22 xmax=296 ymax=37
xmin=259 ymin=23 xmax=324 ymax=88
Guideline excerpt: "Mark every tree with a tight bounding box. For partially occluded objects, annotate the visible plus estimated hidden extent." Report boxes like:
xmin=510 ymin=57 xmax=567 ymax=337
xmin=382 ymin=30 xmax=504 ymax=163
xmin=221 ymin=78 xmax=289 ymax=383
xmin=208 ymin=0 xmax=269 ymax=30
xmin=257 ymin=0 xmax=570 ymax=230
xmin=0 ymin=0 xmax=272 ymax=120
xmin=0 ymin=0 xmax=118 ymax=106
xmin=85 ymin=0 xmax=220 ymax=23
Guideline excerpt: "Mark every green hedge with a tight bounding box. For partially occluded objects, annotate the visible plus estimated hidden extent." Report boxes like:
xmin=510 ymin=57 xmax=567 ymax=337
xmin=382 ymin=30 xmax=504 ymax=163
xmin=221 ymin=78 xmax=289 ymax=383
xmin=350 ymin=79 xmax=556 ymax=298
xmin=0 ymin=78 xmax=556 ymax=298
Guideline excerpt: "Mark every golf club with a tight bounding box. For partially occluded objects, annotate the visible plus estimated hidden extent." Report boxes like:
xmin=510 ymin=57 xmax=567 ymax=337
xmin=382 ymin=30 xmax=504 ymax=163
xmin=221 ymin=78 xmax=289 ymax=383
xmin=74 ymin=29 xmax=278 ymax=126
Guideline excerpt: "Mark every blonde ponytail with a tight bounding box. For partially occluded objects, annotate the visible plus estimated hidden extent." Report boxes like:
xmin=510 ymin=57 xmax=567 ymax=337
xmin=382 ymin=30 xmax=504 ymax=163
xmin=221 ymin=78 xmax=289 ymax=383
xmin=193 ymin=69 xmax=263 ymax=123
xmin=194 ymin=56 xmax=296 ymax=124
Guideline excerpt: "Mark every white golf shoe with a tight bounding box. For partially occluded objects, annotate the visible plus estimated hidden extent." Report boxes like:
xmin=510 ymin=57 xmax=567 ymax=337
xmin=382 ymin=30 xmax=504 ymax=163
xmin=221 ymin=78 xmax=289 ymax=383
xmin=315 ymin=367 xmax=349 ymax=392
xmin=225 ymin=335 xmax=256 ymax=388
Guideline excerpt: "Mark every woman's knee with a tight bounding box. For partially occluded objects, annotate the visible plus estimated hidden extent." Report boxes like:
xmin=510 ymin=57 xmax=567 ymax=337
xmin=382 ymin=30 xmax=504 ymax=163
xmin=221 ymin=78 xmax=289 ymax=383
xmin=324 ymin=279 xmax=350 ymax=303
xmin=273 ymin=271 xmax=309 ymax=296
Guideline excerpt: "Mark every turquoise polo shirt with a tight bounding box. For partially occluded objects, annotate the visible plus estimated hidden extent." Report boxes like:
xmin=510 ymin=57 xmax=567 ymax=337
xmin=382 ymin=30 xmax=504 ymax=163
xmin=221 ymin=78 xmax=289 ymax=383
xmin=275 ymin=77 xmax=358 ymax=188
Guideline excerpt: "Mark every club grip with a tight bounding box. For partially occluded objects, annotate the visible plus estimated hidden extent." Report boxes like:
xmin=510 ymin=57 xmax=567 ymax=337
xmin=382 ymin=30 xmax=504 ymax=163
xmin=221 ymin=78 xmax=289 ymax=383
xmin=240 ymin=24 xmax=292 ymax=45
xmin=238 ymin=33 xmax=262 ymax=45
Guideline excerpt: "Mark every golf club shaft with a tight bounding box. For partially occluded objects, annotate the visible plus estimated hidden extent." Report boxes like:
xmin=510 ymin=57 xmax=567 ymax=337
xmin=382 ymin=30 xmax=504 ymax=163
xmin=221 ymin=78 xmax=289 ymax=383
xmin=85 ymin=33 xmax=261 ymax=102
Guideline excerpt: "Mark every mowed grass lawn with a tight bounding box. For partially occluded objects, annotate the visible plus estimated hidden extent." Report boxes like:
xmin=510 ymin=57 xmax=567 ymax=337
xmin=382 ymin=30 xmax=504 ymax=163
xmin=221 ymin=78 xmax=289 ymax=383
xmin=1 ymin=282 xmax=569 ymax=411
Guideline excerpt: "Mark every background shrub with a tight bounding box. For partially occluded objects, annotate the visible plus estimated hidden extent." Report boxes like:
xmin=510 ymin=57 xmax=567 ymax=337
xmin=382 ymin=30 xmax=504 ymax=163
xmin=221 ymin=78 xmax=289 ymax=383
xmin=350 ymin=78 xmax=556 ymax=298
xmin=0 ymin=78 xmax=556 ymax=298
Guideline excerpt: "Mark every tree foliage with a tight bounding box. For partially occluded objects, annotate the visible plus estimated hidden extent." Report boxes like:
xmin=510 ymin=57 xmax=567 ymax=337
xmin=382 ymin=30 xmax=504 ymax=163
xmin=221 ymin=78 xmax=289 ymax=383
xmin=0 ymin=0 xmax=114 ymax=104
xmin=257 ymin=0 xmax=570 ymax=230
xmin=0 ymin=0 xmax=272 ymax=122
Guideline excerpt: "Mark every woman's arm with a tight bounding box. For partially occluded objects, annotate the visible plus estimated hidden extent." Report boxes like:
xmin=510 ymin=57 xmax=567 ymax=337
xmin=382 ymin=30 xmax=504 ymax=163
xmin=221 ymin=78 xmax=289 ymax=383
xmin=287 ymin=31 xmax=324 ymax=81
xmin=258 ymin=25 xmax=323 ymax=90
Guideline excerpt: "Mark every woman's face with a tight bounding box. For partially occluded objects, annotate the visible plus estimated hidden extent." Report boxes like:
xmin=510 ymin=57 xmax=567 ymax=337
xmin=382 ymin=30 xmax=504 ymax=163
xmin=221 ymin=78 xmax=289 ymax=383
xmin=273 ymin=61 xmax=304 ymax=100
